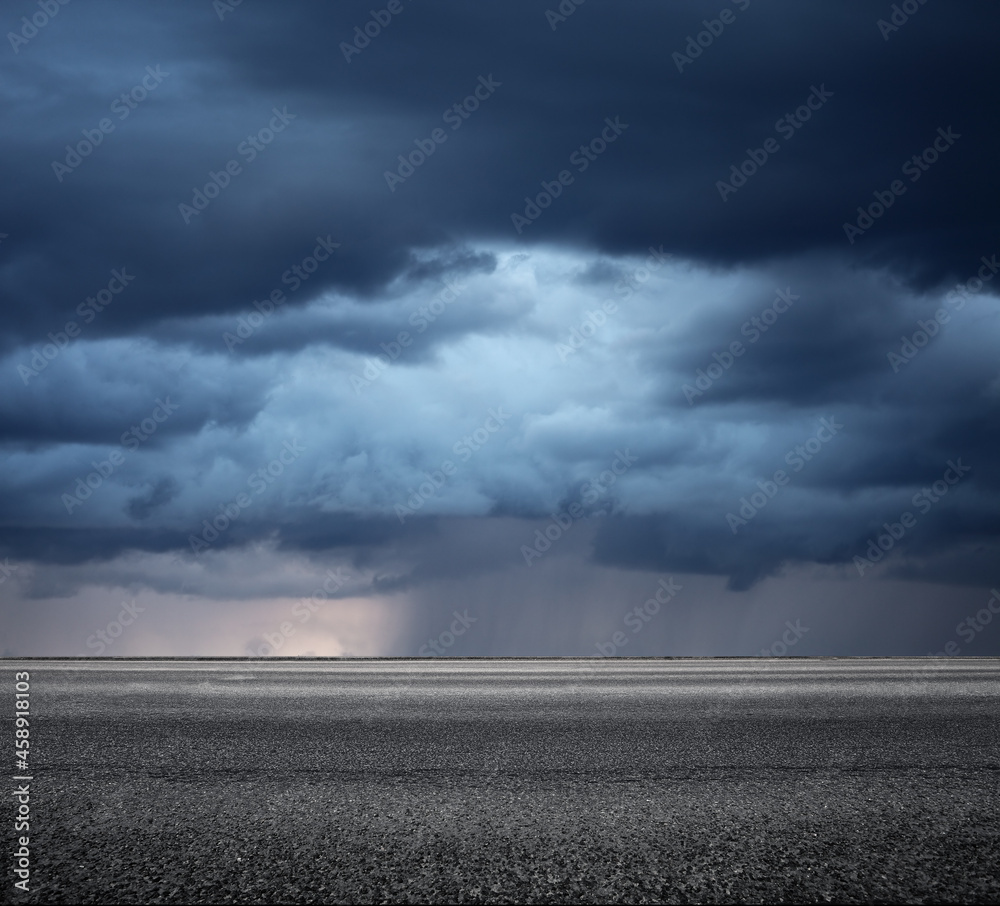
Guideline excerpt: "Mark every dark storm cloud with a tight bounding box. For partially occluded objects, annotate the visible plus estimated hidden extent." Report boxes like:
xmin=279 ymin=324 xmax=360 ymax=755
xmin=149 ymin=250 xmax=518 ymax=361
xmin=125 ymin=476 xmax=178 ymax=521
xmin=2 ymin=0 xmax=999 ymax=655
xmin=3 ymin=0 xmax=998 ymax=345
xmin=0 ymin=525 xmax=188 ymax=567
xmin=0 ymin=353 xmax=269 ymax=445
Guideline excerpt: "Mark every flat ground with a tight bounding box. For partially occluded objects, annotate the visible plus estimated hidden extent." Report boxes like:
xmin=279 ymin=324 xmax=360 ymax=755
xmin=4 ymin=658 xmax=999 ymax=904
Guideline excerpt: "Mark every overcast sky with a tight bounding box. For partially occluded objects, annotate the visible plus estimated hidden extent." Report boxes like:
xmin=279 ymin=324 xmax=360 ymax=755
xmin=2 ymin=0 xmax=999 ymax=658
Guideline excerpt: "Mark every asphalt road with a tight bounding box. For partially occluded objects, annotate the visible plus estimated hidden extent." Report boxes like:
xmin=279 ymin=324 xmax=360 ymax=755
xmin=4 ymin=658 xmax=999 ymax=904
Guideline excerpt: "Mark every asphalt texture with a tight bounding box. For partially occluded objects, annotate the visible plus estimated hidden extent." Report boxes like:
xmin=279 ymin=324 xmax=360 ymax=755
xmin=4 ymin=658 xmax=999 ymax=904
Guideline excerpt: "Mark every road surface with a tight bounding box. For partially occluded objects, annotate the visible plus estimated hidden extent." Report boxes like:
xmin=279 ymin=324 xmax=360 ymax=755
xmin=5 ymin=658 xmax=999 ymax=903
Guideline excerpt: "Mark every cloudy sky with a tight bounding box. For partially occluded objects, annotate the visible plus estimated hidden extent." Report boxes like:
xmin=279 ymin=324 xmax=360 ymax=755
xmin=2 ymin=0 xmax=999 ymax=658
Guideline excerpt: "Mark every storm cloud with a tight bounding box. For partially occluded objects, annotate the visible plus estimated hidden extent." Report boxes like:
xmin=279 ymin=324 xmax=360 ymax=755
xmin=2 ymin=0 xmax=999 ymax=657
